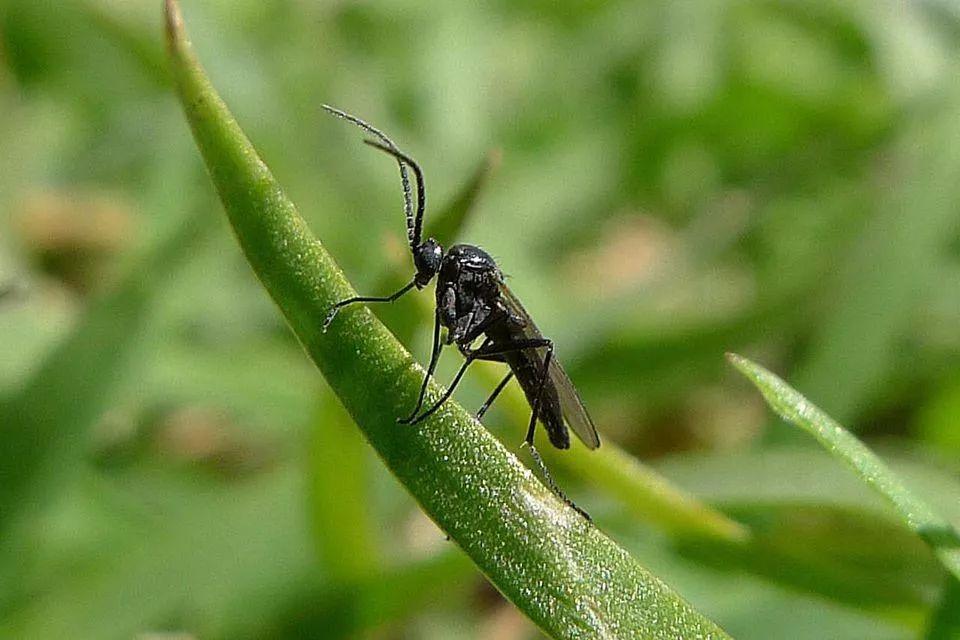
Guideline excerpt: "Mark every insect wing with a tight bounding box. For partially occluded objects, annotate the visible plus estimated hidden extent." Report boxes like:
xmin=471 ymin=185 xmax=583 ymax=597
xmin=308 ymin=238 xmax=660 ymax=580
xmin=498 ymin=282 xmax=600 ymax=449
xmin=547 ymin=357 xmax=600 ymax=449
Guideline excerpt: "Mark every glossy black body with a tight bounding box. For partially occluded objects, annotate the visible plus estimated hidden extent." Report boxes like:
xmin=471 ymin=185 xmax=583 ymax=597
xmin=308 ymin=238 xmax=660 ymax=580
xmin=437 ymin=244 xmax=570 ymax=448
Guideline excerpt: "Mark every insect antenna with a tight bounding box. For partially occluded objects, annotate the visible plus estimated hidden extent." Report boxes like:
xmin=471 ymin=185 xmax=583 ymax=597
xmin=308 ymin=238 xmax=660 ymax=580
xmin=362 ymin=139 xmax=425 ymax=246
xmin=321 ymin=105 xmax=421 ymax=252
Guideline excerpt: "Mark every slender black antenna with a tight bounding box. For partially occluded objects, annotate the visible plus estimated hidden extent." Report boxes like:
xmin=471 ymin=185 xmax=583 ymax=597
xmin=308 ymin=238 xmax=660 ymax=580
xmin=321 ymin=104 xmax=422 ymax=251
xmin=362 ymin=139 xmax=425 ymax=246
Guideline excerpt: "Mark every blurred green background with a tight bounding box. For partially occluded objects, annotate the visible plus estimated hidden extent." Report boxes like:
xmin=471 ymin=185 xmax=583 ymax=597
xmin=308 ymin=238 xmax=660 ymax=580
xmin=2 ymin=0 xmax=960 ymax=638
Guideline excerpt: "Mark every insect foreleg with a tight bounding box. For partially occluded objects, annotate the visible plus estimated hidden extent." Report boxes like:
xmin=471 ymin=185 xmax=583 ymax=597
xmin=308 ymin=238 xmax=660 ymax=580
xmin=322 ymin=279 xmax=417 ymax=331
xmin=399 ymin=309 xmax=444 ymax=423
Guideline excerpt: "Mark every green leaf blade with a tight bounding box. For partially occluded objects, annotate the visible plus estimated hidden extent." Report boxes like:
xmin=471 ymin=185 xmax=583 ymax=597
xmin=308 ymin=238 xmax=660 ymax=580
xmin=164 ymin=1 xmax=732 ymax=637
xmin=728 ymin=353 xmax=960 ymax=582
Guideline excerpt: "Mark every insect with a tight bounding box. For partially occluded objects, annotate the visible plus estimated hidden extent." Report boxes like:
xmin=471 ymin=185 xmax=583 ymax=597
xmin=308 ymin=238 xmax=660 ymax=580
xmin=321 ymin=105 xmax=600 ymax=518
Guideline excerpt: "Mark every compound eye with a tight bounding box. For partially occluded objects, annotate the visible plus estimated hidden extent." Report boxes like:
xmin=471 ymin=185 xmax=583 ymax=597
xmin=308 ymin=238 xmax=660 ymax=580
xmin=422 ymin=239 xmax=442 ymax=269
xmin=414 ymin=238 xmax=443 ymax=283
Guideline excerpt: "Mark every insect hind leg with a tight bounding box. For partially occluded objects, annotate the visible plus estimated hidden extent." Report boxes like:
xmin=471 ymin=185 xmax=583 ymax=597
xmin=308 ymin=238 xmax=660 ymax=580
xmin=520 ymin=341 xmax=591 ymax=521
xmin=522 ymin=441 xmax=591 ymax=521
xmin=467 ymin=337 xmax=590 ymax=520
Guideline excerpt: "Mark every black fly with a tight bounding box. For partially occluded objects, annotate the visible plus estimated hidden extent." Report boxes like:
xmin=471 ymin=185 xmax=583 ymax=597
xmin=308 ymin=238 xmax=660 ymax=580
xmin=321 ymin=105 xmax=600 ymax=518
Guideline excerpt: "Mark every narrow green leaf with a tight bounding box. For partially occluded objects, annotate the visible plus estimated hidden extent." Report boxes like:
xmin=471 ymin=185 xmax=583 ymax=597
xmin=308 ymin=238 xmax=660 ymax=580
xmin=728 ymin=353 xmax=960 ymax=582
xmin=164 ymin=2 xmax=732 ymax=636
xmin=678 ymin=504 xmax=940 ymax=614
xmin=656 ymin=448 xmax=960 ymax=524
xmin=659 ymin=449 xmax=957 ymax=611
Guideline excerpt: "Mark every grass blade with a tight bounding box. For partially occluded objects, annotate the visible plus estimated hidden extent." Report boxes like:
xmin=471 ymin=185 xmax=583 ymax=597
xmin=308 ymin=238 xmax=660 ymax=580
xmin=728 ymin=353 xmax=960 ymax=582
xmin=164 ymin=2 xmax=732 ymax=636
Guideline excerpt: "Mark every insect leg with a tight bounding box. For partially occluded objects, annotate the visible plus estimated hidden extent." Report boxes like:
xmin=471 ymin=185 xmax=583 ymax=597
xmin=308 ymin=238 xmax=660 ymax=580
xmin=523 ymin=341 xmax=592 ymax=521
xmin=453 ymin=338 xmax=553 ymax=421
xmin=476 ymin=371 xmax=513 ymax=420
xmin=322 ymin=279 xmax=416 ymax=332
xmin=401 ymin=338 xmax=494 ymax=425
xmin=468 ymin=337 xmax=591 ymax=519
xmin=399 ymin=309 xmax=443 ymax=423
xmin=523 ymin=443 xmax=589 ymax=520
xmin=524 ymin=341 xmax=553 ymax=445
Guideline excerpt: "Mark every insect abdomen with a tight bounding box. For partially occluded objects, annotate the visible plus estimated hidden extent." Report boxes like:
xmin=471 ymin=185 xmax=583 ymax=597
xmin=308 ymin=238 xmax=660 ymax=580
xmin=504 ymin=349 xmax=570 ymax=449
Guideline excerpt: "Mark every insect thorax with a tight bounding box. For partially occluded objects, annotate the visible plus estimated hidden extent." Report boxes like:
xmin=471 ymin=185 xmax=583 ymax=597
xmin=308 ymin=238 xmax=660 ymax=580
xmin=436 ymin=244 xmax=504 ymax=338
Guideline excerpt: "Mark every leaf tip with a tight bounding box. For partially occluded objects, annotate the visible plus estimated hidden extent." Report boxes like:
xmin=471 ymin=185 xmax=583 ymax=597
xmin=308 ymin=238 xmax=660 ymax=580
xmin=725 ymin=352 xmax=776 ymax=397
xmin=163 ymin=0 xmax=185 ymax=51
xmin=724 ymin=351 xmax=749 ymax=372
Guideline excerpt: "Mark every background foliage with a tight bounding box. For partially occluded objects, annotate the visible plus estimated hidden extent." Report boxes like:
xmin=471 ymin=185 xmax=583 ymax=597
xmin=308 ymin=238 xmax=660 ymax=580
xmin=1 ymin=0 xmax=959 ymax=638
